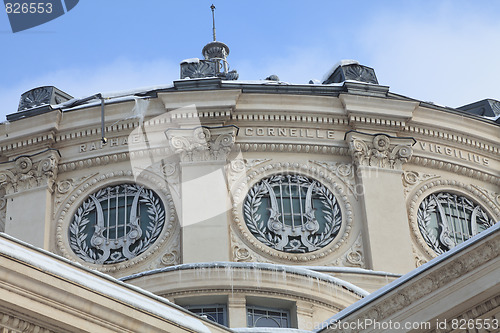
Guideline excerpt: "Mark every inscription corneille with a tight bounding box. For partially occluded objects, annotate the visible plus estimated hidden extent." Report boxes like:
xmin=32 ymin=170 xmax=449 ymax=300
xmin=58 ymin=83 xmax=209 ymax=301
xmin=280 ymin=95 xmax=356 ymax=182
xmin=243 ymin=127 xmax=334 ymax=139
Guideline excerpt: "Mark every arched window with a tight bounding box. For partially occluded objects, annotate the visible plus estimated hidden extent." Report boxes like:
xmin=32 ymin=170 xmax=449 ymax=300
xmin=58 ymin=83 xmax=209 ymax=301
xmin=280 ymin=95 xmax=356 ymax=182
xmin=417 ymin=192 xmax=495 ymax=254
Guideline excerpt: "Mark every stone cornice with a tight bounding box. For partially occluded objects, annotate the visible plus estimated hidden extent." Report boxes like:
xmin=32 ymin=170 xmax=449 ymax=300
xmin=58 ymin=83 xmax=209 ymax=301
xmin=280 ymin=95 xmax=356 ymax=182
xmin=0 ymin=131 xmax=56 ymax=155
xmin=404 ymin=124 xmax=500 ymax=157
xmin=0 ymin=149 xmax=60 ymax=194
xmin=346 ymin=131 xmax=415 ymax=170
xmin=340 ymin=94 xmax=417 ymax=121
xmin=231 ymin=113 xmax=347 ymax=125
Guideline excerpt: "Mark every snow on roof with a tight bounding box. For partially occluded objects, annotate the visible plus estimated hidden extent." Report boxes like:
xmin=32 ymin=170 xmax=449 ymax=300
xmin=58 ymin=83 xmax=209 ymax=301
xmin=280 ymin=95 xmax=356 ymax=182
xmin=0 ymin=233 xmax=211 ymax=333
xmin=321 ymin=59 xmax=360 ymax=83
xmin=120 ymin=261 xmax=370 ymax=298
xmin=314 ymin=222 xmax=500 ymax=332
xmin=180 ymin=58 xmax=200 ymax=64
xmin=298 ymin=266 xmax=401 ymax=277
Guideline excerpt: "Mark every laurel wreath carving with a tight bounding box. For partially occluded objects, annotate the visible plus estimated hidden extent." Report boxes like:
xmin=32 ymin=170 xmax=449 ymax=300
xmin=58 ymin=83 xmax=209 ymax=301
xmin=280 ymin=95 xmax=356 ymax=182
xmin=244 ymin=175 xmax=342 ymax=253
xmin=69 ymin=184 xmax=165 ymax=264
xmin=417 ymin=192 xmax=495 ymax=255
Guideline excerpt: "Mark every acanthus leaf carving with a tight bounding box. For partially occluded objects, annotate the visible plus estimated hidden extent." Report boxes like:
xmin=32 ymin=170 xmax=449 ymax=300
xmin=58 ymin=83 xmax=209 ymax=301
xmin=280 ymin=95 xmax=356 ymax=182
xmin=166 ymin=125 xmax=238 ymax=163
xmin=346 ymin=131 xmax=415 ymax=170
xmin=0 ymin=149 xmax=60 ymax=194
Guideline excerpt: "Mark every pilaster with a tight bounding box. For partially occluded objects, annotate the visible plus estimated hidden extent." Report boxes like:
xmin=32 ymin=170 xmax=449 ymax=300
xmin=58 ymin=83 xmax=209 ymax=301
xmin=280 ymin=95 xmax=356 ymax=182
xmin=0 ymin=149 xmax=60 ymax=249
xmin=227 ymin=294 xmax=247 ymax=328
xmin=346 ymin=131 xmax=415 ymax=274
xmin=166 ymin=126 xmax=238 ymax=263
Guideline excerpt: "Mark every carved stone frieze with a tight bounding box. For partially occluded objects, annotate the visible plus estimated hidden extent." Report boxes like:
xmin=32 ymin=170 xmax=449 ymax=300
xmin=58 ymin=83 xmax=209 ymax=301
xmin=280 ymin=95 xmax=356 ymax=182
xmin=166 ymin=125 xmax=238 ymax=163
xmin=329 ymin=234 xmax=500 ymax=332
xmin=471 ymin=184 xmax=500 ymax=208
xmin=0 ymin=149 xmax=60 ymax=194
xmin=427 ymin=295 xmax=500 ymax=332
xmin=346 ymin=131 xmax=415 ymax=170
xmin=409 ymin=155 xmax=500 ymax=185
xmin=0 ymin=311 xmax=55 ymax=333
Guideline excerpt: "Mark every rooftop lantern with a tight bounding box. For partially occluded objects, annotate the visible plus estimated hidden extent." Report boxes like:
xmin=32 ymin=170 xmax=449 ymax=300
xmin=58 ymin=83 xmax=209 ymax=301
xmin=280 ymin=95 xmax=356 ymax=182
xmin=180 ymin=5 xmax=238 ymax=80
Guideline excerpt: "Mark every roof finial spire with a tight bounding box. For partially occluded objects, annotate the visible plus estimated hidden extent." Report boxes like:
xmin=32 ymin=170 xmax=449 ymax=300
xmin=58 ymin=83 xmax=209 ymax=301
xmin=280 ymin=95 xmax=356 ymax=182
xmin=211 ymin=4 xmax=216 ymax=41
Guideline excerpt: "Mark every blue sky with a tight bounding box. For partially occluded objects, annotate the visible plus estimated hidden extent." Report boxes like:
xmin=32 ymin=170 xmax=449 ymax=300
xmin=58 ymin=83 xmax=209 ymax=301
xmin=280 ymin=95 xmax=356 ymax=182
xmin=1 ymin=0 xmax=500 ymax=120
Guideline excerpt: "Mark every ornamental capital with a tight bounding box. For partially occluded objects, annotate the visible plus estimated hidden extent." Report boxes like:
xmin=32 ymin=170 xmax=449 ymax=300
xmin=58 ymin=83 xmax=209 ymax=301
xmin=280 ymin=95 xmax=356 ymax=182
xmin=345 ymin=131 xmax=415 ymax=170
xmin=0 ymin=149 xmax=60 ymax=194
xmin=165 ymin=125 xmax=238 ymax=163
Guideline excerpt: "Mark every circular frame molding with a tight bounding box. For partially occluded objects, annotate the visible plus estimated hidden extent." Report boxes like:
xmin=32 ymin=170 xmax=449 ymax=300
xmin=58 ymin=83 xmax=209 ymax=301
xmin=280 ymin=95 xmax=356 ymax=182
xmin=408 ymin=179 xmax=500 ymax=259
xmin=231 ymin=161 xmax=354 ymax=262
xmin=55 ymin=169 xmax=178 ymax=273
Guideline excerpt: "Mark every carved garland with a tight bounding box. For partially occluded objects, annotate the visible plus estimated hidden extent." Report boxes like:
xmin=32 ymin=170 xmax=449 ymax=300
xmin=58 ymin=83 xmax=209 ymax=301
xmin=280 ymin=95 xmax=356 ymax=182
xmin=408 ymin=179 xmax=500 ymax=260
xmin=55 ymin=169 xmax=178 ymax=273
xmin=231 ymin=161 xmax=354 ymax=263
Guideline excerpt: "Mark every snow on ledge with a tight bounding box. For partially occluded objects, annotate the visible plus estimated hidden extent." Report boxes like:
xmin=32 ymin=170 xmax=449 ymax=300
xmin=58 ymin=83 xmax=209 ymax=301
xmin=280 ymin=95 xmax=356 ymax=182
xmin=120 ymin=261 xmax=370 ymax=298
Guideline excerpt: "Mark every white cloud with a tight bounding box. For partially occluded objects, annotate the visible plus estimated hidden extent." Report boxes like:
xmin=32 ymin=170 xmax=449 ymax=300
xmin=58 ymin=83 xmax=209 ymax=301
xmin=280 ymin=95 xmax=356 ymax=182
xmin=358 ymin=5 xmax=500 ymax=107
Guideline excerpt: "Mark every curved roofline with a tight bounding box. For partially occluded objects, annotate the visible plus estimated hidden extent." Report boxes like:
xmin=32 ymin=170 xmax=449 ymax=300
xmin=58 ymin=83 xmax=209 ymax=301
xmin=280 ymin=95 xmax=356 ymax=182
xmin=120 ymin=261 xmax=370 ymax=298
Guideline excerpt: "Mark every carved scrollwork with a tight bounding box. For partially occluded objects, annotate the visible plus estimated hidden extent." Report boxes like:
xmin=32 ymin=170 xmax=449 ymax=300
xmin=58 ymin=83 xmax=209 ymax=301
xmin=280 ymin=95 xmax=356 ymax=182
xmin=342 ymin=233 xmax=364 ymax=267
xmin=166 ymin=125 xmax=238 ymax=163
xmin=346 ymin=131 xmax=415 ymax=170
xmin=0 ymin=150 xmax=60 ymax=194
xmin=402 ymin=171 xmax=440 ymax=196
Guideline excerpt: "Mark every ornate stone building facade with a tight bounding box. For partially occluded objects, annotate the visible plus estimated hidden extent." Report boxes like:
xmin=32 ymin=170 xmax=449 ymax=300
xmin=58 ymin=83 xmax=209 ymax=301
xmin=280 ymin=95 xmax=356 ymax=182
xmin=0 ymin=42 xmax=499 ymax=332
